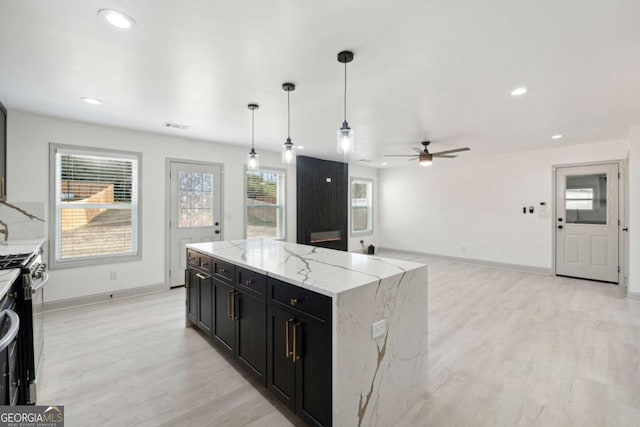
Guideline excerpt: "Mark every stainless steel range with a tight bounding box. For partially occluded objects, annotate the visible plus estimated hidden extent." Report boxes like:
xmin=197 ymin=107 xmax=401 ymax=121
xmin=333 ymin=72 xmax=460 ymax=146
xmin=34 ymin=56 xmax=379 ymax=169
xmin=0 ymin=247 xmax=47 ymax=404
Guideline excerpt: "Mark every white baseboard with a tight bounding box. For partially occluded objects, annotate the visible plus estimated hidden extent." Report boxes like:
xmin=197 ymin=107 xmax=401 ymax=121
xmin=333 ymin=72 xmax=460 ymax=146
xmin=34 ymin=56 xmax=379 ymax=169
xmin=43 ymin=283 xmax=168 ymax=312
xmin=628 ymin=291 xmax=640 ymax=302
xmin=377 ymin=246 xmax=552 ymax=275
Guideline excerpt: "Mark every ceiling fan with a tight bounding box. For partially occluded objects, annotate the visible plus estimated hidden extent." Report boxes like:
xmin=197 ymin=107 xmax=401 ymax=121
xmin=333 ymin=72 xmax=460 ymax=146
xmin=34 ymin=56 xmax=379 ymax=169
xmin=384 ymin=141 xmax=470 ymax=166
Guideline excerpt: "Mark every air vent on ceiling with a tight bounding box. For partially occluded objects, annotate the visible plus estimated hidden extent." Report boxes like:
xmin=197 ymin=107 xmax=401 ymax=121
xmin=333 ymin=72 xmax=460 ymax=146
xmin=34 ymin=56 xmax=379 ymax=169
xmin=164 ymin=122 xmax=189 ymax=130
xmin=359 ymin=159 xmax=372 ymax=163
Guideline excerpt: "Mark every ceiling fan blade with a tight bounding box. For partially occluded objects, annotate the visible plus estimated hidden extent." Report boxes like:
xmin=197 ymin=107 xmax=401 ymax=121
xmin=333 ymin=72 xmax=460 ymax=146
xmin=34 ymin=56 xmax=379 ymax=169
xmin=431 ymin=147 xmax=470 ymax=156
xmin=412 ymin=148 xmax=424 ymax=154
xmin=432 ymin=154 xmax=458 ymax=158
xmin=384 ymin=154 xmax=420 ymax=157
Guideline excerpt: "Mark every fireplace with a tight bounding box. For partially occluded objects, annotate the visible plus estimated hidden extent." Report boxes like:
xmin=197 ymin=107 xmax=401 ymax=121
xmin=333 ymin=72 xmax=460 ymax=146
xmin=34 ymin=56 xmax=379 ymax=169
xmin=297 ymin=156 xmax=348 ymax=251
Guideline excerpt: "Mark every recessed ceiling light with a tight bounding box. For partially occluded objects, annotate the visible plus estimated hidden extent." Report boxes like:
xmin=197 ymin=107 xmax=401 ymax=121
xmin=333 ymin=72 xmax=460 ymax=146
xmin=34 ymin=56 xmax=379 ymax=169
xmin=298 ymin=146 xmax=305 ymax=150
xmin=510 ymin=86 xmax=528 ymax=97
xmin=382 ymin=162 xmax=388 ymax=165
xmin=80 ymin=97 xmax=103 ymax=105
xmin=98 ymin=9 xmax=136 ymax=30
xmin=551 ymin=134 xmax=564 ymax=140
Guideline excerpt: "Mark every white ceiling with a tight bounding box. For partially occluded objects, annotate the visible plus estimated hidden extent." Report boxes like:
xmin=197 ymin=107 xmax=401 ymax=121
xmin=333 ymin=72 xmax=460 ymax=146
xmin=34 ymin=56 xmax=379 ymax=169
xmin=1 ymin=0 xmax=639 ymax=166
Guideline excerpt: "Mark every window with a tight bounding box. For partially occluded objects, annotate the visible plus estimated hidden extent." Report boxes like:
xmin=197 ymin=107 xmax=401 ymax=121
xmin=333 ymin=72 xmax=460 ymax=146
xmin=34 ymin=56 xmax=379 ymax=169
xmin=351 ymin=178 xmax=373 ymax=234
xmin=178 ymin=171 xmax=215 ymax=228
xmin=565 ymin=188 xmax=594 ymax=210
xmin=246 ymin=169 xmax=285 ymax=239
xmin=50 ymin=144 xmax=141 ymax=267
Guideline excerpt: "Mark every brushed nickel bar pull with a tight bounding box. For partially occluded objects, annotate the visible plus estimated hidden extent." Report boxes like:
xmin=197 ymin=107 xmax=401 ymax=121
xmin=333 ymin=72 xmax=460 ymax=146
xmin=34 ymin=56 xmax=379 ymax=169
xmin=227 ymin=291 xmax=233 ymax=319
xmin=196 ymin=273 xmax=210 ymax=280
xmin=1 ymin=178 xmax=4 ymax=199
xmin=285 ymin=318 xmax=293 ymax=358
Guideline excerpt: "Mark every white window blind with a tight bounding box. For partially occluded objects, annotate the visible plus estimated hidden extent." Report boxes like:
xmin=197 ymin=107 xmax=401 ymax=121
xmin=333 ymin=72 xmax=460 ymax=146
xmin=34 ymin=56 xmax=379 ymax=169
xmin=351 ymin=178 xmax=373 ymax=234
xmin=51 ymin=144 xmax=141 ymax=266
xmin=246 ymin=169 xmax=285 ymax=240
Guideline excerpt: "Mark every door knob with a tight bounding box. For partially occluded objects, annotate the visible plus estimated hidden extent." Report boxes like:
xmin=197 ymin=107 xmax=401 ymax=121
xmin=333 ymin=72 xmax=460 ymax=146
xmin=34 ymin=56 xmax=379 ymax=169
xmin=558 ymin=225 xmax=563 ymax=229
xmin=215 ymin=230 xmax=220 ymax=234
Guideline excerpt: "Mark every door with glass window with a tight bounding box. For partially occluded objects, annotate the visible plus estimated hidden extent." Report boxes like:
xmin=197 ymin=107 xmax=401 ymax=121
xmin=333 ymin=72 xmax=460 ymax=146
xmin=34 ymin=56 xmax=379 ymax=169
xmin=555 ymin=163 xmax=619 ymax=283
xmin=169 ymin=161 xmax=222 ymax=287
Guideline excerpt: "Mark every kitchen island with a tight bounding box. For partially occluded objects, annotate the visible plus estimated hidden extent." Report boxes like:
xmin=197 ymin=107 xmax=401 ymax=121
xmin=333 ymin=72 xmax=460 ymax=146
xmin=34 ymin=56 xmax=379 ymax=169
xmin=185 ymin=239 xmax=427 ymax=427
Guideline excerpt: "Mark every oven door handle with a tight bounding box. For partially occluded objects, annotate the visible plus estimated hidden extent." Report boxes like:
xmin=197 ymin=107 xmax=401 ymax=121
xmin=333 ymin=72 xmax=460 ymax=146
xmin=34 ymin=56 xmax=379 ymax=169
xmin=31 ymin=272 xmax=49 ymax=292
xmin=0 ymin=310 xmax=19 ymax=352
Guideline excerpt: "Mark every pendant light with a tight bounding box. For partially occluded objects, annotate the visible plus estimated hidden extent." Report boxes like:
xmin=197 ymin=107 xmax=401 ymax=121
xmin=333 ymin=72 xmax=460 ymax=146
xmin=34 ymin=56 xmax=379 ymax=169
xmin=337 ymin=50 xmax=355 ymax=155
xmin=247 ymin=103 xmax=259 ymax=170
xmin=282 ymin=82 xmax=297 ymax=164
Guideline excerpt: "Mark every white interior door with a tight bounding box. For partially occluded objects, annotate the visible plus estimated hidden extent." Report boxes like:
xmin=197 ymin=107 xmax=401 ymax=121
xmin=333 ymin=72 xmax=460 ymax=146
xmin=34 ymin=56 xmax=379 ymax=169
xmin=555 ymin=163 xmax=619 ymax=283
xmin=169 ymin=161 xmax=222 ymax=286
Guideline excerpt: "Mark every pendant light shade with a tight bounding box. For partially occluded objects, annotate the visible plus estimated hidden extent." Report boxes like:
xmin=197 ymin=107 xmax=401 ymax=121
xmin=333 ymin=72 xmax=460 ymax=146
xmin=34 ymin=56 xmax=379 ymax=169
xmin=337 ymin=51 xmax=355 ymax=155
xmin=247 ymin=103 xmax=260 ymax=170
xmin=282 ymin=83 xmax=297 ymax=165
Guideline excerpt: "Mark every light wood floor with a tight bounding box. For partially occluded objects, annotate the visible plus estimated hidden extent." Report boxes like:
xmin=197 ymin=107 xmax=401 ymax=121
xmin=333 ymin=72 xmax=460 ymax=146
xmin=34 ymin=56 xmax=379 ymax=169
xmin=39 ymin=251 xmax=640 ymax=426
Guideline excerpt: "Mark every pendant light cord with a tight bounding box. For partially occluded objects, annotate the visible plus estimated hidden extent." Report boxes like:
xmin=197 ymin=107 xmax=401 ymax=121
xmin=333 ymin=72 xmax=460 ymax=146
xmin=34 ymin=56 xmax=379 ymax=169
xmin=251 ymin=108 xmax=255 ymax=150
xmin=287 ymin=90 xmax=291 ymax=139
xmin=344 ymin=62 xmax=347 ymax=122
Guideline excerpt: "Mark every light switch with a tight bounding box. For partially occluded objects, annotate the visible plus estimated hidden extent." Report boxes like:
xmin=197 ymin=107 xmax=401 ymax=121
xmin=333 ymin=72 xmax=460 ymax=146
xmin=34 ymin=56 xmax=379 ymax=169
xmin=372 ymin=319 xmax=386 ymax=339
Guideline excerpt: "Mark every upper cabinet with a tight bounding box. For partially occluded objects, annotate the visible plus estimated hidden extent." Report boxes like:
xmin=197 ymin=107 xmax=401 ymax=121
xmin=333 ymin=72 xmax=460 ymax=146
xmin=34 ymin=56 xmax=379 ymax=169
xmin=0 ymin=102 xmax=6 ymax=201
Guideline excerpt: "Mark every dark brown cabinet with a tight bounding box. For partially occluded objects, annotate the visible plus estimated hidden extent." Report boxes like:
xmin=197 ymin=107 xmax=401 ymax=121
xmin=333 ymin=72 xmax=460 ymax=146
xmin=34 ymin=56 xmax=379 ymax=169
xmin=209 ymin=265 xmax=268 ymax=384
xmin=212 ymin=277 xmax=235 ymax=353
xmin=185 ymin=251 xmax=214 ymax=336
xmin=0 ymin=101 xmax=6 ymax=201
xmin=267 ymin=278 xmax=332 ymax=427
xmin=234 ymin=286 xmax=267 ymax=384
xmin=185 ymin=251 xmax=331 ymax=426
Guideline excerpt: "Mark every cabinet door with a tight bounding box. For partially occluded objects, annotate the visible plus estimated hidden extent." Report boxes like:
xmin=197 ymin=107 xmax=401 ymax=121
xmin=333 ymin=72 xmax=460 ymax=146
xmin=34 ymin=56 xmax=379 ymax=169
xmin=197 ymin=276 xmax=213 ymax=336
xmin=212 ymin=278 xmax=235 ymax=354
xmin=235 ymin=290 xmax=266 ymax=385
xmin=295 ymin=320 xmax=332 ymax=427
xmin=267 ymin=305 xmax=296 ymax=411
xmin=186 ymin=269 xmax=198 ymax=324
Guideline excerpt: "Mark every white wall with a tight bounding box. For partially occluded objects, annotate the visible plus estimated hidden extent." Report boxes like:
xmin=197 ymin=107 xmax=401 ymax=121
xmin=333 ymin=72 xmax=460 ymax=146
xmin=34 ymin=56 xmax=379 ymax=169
xmin=7 ymin=110 xmax=296 ymax=302
xmin=379 ymin=139 xmax=630 ymax=270
xmin=347 ymin=164 xmax=379 ymax=252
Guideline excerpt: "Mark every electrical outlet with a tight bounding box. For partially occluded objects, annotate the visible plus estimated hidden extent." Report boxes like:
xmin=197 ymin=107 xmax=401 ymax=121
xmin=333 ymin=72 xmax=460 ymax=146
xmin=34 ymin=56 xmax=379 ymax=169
xmin=109 ymin=270 xmax=118 ymax=280
xmin=372 ymin=319 xmax=386 ymax=339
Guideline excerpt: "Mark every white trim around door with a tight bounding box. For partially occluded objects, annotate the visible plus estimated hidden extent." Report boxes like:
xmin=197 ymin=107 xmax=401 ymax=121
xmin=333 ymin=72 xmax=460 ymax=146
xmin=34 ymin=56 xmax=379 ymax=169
xmin=164 ymin=158 xmax=225 ymax=289
xmin=551 ymin=160 xmax=628 ymax=285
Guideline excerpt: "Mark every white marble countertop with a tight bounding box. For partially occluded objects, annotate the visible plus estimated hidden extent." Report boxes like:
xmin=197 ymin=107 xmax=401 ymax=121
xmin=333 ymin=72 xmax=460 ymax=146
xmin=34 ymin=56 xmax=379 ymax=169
xmin=187 ymin=239 xmax=425 ymax=297
xmin=0 ymin=269 xmax=20 ymax=300
xmin=0 ymin=238 xmax=45 ymax=256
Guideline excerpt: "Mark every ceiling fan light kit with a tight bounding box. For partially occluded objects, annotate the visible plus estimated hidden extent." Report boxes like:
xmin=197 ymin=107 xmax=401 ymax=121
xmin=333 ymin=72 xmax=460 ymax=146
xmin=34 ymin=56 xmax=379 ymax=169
xmin=247 ymin=103 xmax=259 ymax=170
xmin=337 ymin=50 xmax=355 ymax=155
xmin=282 ymin=82 xmax=297 ymax=164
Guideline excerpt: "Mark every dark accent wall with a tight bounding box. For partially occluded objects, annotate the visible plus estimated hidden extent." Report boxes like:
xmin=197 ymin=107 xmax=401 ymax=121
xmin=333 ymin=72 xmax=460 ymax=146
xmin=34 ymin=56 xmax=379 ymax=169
xmin=296 ymin=156 xmax=348 ymax=251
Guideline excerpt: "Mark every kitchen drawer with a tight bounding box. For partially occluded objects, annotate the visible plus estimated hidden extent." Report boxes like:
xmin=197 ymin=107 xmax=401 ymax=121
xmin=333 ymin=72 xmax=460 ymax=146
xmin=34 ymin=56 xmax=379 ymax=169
xmin=236 ymin=267 xmax=266 ymax=299
xmin=268 ymin=278 xmax=332 ymax=324
xmin=187 ymin=249 xmax=199 ymax=267
xmin=213 ymin=258 xmax=235 ymax=283
xmin=198 ymin=254 xmax=213 ymax=272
